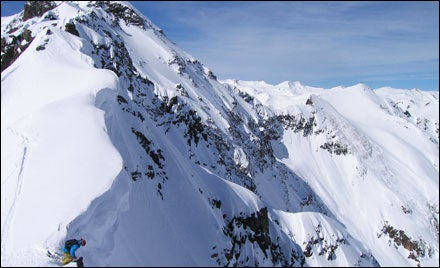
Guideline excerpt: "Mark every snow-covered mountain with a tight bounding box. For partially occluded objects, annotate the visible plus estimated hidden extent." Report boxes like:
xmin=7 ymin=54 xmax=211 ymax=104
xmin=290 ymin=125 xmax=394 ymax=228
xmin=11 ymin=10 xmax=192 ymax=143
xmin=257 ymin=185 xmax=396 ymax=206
xmin=1 ymin=1 xmax=438 ymax=267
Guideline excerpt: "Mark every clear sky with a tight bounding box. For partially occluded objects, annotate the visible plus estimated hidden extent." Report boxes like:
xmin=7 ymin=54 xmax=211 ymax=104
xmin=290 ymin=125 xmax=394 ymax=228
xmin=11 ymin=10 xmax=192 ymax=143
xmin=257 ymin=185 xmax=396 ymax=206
xmin=2 ymin=1 xmax=438 ymax=91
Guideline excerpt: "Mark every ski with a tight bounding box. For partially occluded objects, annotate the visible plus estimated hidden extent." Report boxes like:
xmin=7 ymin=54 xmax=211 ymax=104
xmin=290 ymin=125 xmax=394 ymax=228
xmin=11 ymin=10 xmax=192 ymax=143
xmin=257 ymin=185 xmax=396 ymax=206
xmin=47 ymin=250 xmax=62 ymax=260
xmin=47 ymin=250 xmax=84 ymax=267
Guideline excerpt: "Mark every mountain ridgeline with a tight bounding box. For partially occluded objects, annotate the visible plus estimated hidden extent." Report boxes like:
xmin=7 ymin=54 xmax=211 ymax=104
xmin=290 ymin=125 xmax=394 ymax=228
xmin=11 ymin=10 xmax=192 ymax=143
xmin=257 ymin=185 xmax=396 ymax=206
xmin=1 ymin=1 xmax=438 ymax=267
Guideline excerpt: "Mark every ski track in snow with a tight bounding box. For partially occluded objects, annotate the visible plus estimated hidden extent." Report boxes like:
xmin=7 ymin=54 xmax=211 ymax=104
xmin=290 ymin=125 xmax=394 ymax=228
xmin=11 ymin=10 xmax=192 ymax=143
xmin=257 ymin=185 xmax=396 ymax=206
xmin=1 ymin=128 xmax=29 ymax=258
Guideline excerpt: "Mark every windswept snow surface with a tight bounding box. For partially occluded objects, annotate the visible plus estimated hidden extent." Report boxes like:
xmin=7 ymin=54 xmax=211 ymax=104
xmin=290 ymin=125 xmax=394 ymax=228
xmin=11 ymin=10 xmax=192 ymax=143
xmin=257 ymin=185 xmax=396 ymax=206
xmin=224 ymin=79 xmax=439 ymax=266
xmin=1 ymin=1 xmax=439 ymax=267
xmin=1 ymin=2 xmax=263 ymax=266
xmin=1 ymin=14 xmax=122 ymax=266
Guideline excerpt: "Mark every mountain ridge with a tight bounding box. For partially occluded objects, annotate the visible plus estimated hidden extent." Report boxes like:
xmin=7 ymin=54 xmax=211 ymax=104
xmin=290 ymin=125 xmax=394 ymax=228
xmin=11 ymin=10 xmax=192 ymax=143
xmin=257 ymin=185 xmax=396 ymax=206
xmin=1 ymin=1 xmax=438 ymax=266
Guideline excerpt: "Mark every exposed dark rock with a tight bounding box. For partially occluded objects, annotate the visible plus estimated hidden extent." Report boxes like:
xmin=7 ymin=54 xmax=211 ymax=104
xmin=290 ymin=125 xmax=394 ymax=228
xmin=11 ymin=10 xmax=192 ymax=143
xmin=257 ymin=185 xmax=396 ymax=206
xmin=117 ymin=95 xmax=128 ymax=104
xmin=1 ymin=29 xmax=34 ymax=72
xmin=274 ymin=114 xmax=317 ymax=137
xmin=64 ymin=22 xmax=79 ymax=37
xmin=23 ymin=1 xmax=57 ymax=21
xmin=320 ymin=141 xmax=349 ymax=155
xmin=216 ymin=208 xmax=277 ymax=265
xmin=130 ymin=170 xmax=142 ymax=181
xmin=168 ymin=55 xmax=186 ymax=75
xmin=170 ymin=108 xmax=207 ymax=146
xmin=238 ymin=90 xmax=254 ymax=103
xmin=401 ymin=206 xmax=412 ymax=214
xmin=378 ymin=221 xmax=433 ymax=265
xmin=428 ymin=203 xmax=439 ymax=241
xmin=301 ymin=223 xmax=352 ymax=262
xmin=88 ymin=1 xmax=145 ymax=29
xmin=207 ymin=70 xmax=217 ymax=80
xmin=209 ymin=198 xmax=222 ymax=209
xmin=22 ymin=29 xmax=33 ymax=42
xmin=131 ymin=128 xmax=164 ymax=169
xmin=175 ymin=83 xmax=189 ymax=97
xmin=36 ymin=45 xmax=46 ymax=51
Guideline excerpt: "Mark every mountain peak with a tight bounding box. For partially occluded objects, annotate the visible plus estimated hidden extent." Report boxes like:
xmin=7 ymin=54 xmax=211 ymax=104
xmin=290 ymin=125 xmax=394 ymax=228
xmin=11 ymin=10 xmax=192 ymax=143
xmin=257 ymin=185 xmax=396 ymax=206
xmin=1 ymin=1 xmax=438 ymax=267
xmin=85 ymin=1 xmax=146 ymax=29
xmin=274 ymin=80 xmax=302 ymax=90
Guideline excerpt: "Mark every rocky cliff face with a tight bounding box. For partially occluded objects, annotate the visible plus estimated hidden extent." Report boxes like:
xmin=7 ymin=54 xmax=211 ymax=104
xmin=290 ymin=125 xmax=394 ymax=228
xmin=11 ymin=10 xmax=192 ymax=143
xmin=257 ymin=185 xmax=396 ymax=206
xmin=1 ymin=2 xmax=438 ymax=267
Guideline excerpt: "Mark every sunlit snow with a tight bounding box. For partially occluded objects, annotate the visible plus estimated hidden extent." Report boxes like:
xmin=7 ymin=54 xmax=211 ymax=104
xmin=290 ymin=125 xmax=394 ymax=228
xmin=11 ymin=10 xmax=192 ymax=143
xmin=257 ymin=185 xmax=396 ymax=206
xmin=2 ymin=1 xmax=438 ymax=267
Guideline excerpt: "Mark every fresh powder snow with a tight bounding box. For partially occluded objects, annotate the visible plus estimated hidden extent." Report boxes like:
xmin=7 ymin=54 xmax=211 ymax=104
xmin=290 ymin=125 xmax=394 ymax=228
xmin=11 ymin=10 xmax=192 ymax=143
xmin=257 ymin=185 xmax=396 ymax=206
xmin=2 ymin=1 xmax=438 ymax=267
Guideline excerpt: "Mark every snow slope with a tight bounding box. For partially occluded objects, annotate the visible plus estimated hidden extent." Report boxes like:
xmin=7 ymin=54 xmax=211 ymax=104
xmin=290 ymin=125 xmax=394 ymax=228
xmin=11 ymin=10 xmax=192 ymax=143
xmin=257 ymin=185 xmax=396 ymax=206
xmin=2 ymin=1 xmax=438 ymax=267
xmin=223 ymin=79 xmax=439 ymax=266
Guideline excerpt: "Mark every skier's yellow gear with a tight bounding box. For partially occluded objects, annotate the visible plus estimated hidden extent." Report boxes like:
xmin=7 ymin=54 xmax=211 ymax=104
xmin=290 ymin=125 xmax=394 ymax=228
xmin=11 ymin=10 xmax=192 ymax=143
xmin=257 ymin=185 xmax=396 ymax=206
xmin=62 ymin=252 xmax=73 ymax=265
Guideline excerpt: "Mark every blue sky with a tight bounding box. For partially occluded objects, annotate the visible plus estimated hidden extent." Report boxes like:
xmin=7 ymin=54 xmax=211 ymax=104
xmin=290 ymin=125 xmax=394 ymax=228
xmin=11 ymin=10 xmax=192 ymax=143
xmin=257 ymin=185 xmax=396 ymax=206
xmin=2 ymin=1 xmax=438 ymax=91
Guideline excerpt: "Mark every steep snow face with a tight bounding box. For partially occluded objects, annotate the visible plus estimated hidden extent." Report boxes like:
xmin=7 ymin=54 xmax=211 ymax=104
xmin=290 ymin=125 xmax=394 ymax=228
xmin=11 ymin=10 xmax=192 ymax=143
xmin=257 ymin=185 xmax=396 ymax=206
xmin=1 ymin=4 xmax=123 ymax=265
xmin=1 ymin=1 xmax=438 ymax=267
xmin=375 ymin=87 xmax=439 ymax=145
xmin=224 ymin=80 xmax=439 ymax=266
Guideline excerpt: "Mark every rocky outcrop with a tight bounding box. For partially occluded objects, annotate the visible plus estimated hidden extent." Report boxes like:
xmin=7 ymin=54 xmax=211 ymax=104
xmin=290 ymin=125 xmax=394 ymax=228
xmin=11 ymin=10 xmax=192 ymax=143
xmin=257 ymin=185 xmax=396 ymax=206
xmin=23 ymin=1 xmax=57 ymax=21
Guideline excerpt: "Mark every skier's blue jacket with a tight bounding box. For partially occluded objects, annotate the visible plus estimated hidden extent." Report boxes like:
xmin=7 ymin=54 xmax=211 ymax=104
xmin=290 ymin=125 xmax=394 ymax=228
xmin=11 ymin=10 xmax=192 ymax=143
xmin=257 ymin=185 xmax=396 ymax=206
xmin=62 ymin=239 xmax=81 ymax=258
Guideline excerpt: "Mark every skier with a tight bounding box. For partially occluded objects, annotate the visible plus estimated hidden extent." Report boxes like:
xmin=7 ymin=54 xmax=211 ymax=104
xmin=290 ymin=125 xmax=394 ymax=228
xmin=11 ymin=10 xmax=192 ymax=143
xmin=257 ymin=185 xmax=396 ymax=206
xmin=61 ymin=238 xmax=86 ymax=265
